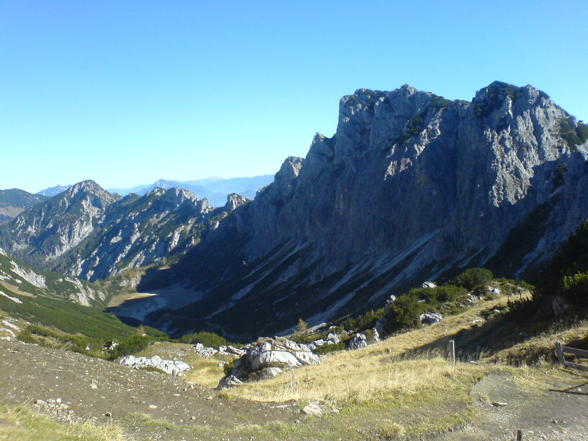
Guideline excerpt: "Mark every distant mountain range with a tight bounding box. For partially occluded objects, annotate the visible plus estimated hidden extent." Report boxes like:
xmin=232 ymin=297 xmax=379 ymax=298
xmin=36 ymin=175 xmax=274 ymax=208
xmin=0 ymin=181 xmax=247 ymax=281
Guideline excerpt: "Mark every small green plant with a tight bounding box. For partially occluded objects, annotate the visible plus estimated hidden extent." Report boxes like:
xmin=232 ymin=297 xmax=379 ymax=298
xmin=295 ymin=318 xmax=308 ymax=334
xmin=450 ymin=268 xmax=494 ymax=290
xmin=223 ymin=359 xmax=236 ymax=376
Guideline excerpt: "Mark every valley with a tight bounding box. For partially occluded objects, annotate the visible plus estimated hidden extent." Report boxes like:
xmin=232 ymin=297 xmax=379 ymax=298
xmin=0 ymin=81 xmax=587 ymax=440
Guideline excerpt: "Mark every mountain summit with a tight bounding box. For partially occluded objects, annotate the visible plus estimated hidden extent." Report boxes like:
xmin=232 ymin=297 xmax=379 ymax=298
xmin=137 ymin=81 xmax=588 ymax=337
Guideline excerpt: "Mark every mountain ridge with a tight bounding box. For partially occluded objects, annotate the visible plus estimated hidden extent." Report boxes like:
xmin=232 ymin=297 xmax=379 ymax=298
xmin=134 ymin=81 xmax=588 ymax=337
xmin=0 ymin=181 xmax=238 ymax=282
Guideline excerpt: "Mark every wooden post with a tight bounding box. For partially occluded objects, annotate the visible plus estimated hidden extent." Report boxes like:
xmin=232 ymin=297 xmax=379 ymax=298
xmin=447 ymin=339 xmax=455 ymax=366
xmin=555 ymin=342 xmax=565 ymax=367
xmin=516 ymin=429 xmax=523 ymax=441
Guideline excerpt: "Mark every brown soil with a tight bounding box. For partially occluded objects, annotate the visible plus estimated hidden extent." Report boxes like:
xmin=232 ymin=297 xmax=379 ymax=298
xmin=0 ymin=339 xmax=298 ymax=441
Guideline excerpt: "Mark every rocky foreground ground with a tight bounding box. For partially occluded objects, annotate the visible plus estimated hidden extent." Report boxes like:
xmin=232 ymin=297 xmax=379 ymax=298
xmin=0 ymin=337 xmax=587 ymax=441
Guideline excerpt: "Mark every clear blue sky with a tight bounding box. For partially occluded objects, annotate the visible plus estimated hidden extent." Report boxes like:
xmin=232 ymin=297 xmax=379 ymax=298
xmin=1 ymin=0 xmax=587 ymax=192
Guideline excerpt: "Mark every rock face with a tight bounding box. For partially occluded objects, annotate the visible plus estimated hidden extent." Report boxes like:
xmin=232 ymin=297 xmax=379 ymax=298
xmin=219 ymin=338 xmax=319 ymax=387
xmin=0 ymin=181 xmax=118 ymax=262
xmin=0 ymin=182 xmax=234 ymax=281
xmin=140 ymin=81 xmax=588 ymax=338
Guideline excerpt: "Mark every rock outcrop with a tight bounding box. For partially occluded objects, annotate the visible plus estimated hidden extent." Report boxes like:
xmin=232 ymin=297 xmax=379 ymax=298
xmin=219 ymin=338 xmax=319 ymax=387
xmin=119 ymin=354 xmax=191 ymax=376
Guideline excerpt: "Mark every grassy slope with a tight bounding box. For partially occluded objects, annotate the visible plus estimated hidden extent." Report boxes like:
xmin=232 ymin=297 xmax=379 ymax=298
xmin=1 ymin=293 xmax=586 ymax=440
xmin=0 ymin=405 xmax=124 ymax=441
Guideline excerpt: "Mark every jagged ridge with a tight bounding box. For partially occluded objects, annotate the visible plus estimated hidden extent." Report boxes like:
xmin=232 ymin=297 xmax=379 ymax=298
xmin=138 ymin=81 xmax=588 ymax=338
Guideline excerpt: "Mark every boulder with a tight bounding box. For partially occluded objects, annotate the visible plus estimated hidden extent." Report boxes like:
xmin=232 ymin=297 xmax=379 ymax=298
xmin=301 ymin=401 xmax=323 ymax=417
xmin=419 ymin=312 xmax=443 ymax=325
xmin=194 ymin=342 xmax=218 ymax=357
xmin=219 ymin=337 xmax=319 ymax=386
xmin=348 ymin=333 xmax=368 ymax=350
xmin=225 ymin=345 xmax=246 ymax=356
xmin=422 ymin=281 xmax=437 ymax=289
xmin=326 ymin=333 xmax=340 ymax=344
xmin=372 ymin=328 xmax=380 ymax=342
xmin=218 ymin=375 xmax=243 ymax=389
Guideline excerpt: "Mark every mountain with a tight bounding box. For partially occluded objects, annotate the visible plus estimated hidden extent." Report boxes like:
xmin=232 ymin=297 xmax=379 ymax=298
xmin=0 ymin=181 xmax=241 ymax=282
xmin=0 ymin=247 xmax=106 ymax=307
xmin=37 ymin=185 xmax=71 ymax=197
xmin=136 ymin=81 xmax=588 ymax=338
xmin=109 ymin=175 xmax=273 ymax=207
xmin=0 ymin=189 xmax=46 ymax=224
xmin=0 ymin=181 xmax=119 ymax=263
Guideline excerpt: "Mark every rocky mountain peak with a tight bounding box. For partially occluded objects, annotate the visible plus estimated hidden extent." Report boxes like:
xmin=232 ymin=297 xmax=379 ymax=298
xmin=224 ymin=193 xmax=249 ymax=211
xmin=64 ymin=180 xmax=119 ymax=206
xmin=137 ymin=81 xmax=588 ymax=337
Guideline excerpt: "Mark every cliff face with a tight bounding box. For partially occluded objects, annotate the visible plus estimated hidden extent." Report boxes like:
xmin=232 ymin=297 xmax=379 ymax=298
xmin=140 ymin=82 xmax=588 ymax=337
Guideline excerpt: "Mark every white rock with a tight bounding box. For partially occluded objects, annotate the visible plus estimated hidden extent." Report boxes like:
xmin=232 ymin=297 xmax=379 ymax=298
xmin=301 ymin=401 xmax=323 ymax=417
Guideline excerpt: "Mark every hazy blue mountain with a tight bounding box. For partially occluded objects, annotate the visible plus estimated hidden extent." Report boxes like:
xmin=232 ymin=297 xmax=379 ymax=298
xmin=109 ymin=175 xmax=273 ymax=207
xmin=37 ymin=185 xmax=71 ymax=197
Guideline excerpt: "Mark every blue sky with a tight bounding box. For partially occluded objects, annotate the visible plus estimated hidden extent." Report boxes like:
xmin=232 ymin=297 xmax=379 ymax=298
xmin=1 ymin=0 xmax=587 ymax=192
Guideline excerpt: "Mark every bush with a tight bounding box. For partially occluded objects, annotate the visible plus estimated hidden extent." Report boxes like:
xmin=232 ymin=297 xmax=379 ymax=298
xmin=179 ymin=331 xmax=232 ymax=348
xmin=341 ymin=308 xmax=384 ymax=331
xmin=561 ymin=272 xmax=588 ymax=306
xmin=108 ymin=335 xmax=152 ymax=360
xmin=314 ymin=342 xmax=346 ymax=355
xmin=450 ymin=268 xmax=493 ymax=290
xmin=383 ymin=295 xmax=424 ymax=333
xmin=223 ymin=359 xmax=236 ymax=376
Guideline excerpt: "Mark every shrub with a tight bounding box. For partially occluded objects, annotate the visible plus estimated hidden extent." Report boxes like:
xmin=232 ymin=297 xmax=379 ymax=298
xmin=560 ymin=272 xmax=588 ymax=306
xmin=179 ymin=331 xmax=232 ymax=348
xmin=383 ymin=295 xmax=424 ymax=333
xmin=108 ymin=335 xmax=151 ymax=360
xmin=341 ymin=308 xmax=384 ymax=331
xmin=223 ymin=359 xmax=236 ymax=376
xmin=559 ymin=118 xmax=588 ymax=149
xmin=296 ymin=318 xmax=308 ymax=334
xmin=450 ymin=268 xmax=493 ymax=290
xmin=314 ymin=342 xmax=346 ymax=355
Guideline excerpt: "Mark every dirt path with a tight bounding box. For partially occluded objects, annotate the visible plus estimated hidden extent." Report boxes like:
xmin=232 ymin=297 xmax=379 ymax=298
xmin=0 ymin=340 xmax=298 ymax=441
xmin=435 ymin=371 xmax=588 ymax=441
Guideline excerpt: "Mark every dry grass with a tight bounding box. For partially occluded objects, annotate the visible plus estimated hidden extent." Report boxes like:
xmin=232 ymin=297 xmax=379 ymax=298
xmin=226 ymin=295 xmax=522 ymax=403
xmin=492 ymin=319 xmax=588 ymax=366
xmin=0 ymin=405 xmax=125 ymax=441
